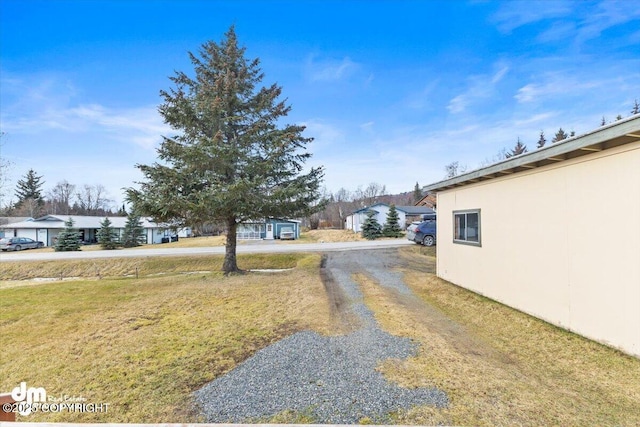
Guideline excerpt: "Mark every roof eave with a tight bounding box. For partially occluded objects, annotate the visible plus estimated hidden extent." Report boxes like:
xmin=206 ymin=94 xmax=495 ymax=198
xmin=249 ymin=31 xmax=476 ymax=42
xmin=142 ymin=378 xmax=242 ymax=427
xmin=424 ymin=115 xmax=640 ymax=193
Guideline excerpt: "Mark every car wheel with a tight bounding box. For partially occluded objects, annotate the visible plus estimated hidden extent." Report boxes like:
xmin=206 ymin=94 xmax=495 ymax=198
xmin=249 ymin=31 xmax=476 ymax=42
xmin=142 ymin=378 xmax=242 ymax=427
xmin=422 ymin=235 xmax=435 ymax=247
xmin=14 ymin=245 xmax=22 ymax=251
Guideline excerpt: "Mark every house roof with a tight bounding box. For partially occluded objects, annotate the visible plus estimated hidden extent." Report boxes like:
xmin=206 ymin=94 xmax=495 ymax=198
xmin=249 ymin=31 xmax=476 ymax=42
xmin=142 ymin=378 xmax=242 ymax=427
xmin=415 ymin=194 xmax=437 ymax=208
xmin=0 ymin=215 xmax=163 ymax=230
xmin=424 ymin=114 xmax=640 ymax=193
xmin=0 ymin=217 xmax=32 ymax=226
xmin=350 ymin=202 xmax=435 ymax=215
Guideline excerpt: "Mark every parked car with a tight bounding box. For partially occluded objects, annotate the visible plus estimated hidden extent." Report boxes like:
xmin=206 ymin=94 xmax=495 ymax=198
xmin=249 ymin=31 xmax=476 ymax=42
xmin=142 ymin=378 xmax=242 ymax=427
xmin=406 ymin=222 xmax=419 ymax=242
xmin=279 ymin=227 xmax=295 ymax=240
xmin=407 ymin=219 xmax=437 ymax=246
xmin=0 ymin=237 xmax=45 ymax=251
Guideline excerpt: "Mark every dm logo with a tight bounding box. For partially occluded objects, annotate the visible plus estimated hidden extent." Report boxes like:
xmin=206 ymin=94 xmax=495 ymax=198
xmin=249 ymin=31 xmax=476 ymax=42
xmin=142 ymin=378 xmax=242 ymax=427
xmin=11 ymin=382 xmax=47 ymax=416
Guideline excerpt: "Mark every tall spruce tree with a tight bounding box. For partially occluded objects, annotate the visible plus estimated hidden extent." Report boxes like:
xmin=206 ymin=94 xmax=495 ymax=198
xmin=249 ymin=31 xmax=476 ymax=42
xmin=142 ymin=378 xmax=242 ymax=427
xmin=413 ymin=182 xmax=422 ymax=203
xmin=97 ymin=217 xmax=119 ymax=250
xmin=382 ymin=204 xmax=403 ymax=238
xmin=552 ymin=128 xmax=568 ymax=143
xmin=127 ymin=26 xmax=324 ymax=273
xmin=505 ymin=138 xmax=527 ymax=158
xmin=122 ymin=212 xmax=145 ymax=247
xmin=15 ymin=169 xmax=45 ymax=212
xmin=536 ymin=131 xmax=546 ymax=148
xmin=54 ymin=218 xmax=81 ymax=252
xmin=361 ymin=210 xmax=382 ymax=240
xmin=632 ymin=99 xmax=640 ymax=115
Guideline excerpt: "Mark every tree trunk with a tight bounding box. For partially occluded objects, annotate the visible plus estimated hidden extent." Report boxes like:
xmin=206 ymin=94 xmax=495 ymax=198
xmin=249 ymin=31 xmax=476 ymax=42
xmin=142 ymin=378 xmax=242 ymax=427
xmin=223 ymin=218 xmax=240 ymax=274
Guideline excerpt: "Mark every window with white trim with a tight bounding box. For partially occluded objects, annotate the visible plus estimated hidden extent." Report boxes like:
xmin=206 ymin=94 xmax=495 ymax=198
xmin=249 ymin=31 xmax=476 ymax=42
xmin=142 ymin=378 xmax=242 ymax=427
xmin=453 ymin=209 xmax=481 ymax=246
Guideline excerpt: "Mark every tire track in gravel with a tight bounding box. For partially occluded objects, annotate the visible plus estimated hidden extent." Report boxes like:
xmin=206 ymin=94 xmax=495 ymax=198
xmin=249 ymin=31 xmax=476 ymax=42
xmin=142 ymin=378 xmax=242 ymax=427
xmin=194 ymin=248 xmax=449 ymax=423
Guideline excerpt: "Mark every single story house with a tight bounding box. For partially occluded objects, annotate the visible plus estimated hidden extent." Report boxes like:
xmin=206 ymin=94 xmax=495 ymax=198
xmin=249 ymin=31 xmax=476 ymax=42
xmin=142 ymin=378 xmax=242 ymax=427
xmin=237 ymin=218 xmax=301 ymax=240
xmin=423 ymin=115 xmax=640 ymax=357
xmin=0 ymin=217 xmax=32 ymax=238
xmin=345 ymin=203 xmax=436 ymax=233
xmin=0 ymin=215 xmax=191 ymax=246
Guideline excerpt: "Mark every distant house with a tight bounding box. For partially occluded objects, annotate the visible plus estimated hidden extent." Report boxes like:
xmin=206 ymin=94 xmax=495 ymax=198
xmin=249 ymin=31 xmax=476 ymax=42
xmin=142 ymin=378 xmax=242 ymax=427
xmin=0 ymin=215 xmax=190 ymax=246
xmin=423 ymin=115 xmax=640 ymax=357
xmin=415 ymin=193 xmax=437 ymax=209
xmin=345 ymin=203 xmax=435 ymax=232
xmin=237 ymin=218 xmax=301 ymax=240
xmin=0 ymin=217 xmax=32 ymax=238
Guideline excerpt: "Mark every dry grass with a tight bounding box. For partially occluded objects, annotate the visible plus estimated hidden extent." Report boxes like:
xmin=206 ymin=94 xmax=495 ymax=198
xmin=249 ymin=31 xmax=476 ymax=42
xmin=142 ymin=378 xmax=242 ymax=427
xmin=355 ymin=252 xmax=640 ymax=426
xmin=299 ymin=229 xmax=366 ymax=243
xmin=0 ymin=253 xmax=332 ymax=422
xmin=0 ymin=252 xmax=305 ymax=282
xmin=132 ymin=235 xmax=227 ymax=248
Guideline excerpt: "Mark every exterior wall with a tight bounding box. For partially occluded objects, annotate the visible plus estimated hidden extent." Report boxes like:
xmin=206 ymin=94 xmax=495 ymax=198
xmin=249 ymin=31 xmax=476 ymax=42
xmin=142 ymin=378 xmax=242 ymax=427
xmin=15 ymin=229 xmax=37 ymax=241
xmin=436 ymin=142 xmax=640 ymax=356
xmin=347 ymin=204 xmax=408 ymax=232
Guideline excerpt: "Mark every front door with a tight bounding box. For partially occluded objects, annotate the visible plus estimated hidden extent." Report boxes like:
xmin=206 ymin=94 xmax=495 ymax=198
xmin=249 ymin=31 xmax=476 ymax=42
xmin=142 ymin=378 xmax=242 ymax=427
xmin=266 ymin=223 xmax=274 ymax=239
xmin=37 ymin=229 xmax=48 ymax=246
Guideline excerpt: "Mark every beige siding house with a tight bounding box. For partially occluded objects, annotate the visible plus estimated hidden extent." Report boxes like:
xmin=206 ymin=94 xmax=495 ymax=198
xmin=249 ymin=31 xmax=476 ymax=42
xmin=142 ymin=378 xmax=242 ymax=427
xmin=423 ymin=115 xmax=640 ymax=357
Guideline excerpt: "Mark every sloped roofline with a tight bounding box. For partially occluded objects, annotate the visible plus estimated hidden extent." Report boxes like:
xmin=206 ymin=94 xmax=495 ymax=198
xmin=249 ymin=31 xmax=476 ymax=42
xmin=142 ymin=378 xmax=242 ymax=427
xmin=350 ymin=202 xmax=435 ymax=215
xmin=424 ymin=114 xmax=640 ymax=193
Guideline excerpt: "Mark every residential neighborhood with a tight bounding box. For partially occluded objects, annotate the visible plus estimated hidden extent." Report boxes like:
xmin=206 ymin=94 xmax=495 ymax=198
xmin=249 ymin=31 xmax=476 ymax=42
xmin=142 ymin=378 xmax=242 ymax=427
xmin=1 ymin=1 xmax=640 ymax=425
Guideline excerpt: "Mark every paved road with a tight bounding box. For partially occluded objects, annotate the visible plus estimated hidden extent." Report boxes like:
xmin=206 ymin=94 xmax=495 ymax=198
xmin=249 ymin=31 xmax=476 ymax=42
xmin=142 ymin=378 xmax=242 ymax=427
xmin=0 ymin=239 xmax=414 ymax=262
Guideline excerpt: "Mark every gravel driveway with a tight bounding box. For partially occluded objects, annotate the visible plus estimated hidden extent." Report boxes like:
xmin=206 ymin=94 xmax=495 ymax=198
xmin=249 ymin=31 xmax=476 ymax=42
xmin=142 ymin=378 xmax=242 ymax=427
xmin=194 ymin=248 xmax=448 ymax=423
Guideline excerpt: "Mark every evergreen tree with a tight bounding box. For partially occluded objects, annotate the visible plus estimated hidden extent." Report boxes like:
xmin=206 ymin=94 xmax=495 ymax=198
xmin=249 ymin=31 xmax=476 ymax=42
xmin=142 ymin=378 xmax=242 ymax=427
xmin=54 ymin=218 xmax=81 ymax=252
xmin=121 ymin=212 xmax=145 ymax=247
xmin=601 ymin=116 xmax=606 ymax=126
xmin=382 ymin=204 xmax=403 ymax=238
xmin=126 ymin=26 xmax=325 ymax=273
xmin=15 ymin=169 xmax=45 ymax=212
xmin=97 ymin=217 xmax=119 ymax=250
xmin=552 ymin=128 xmax=568 ymax=143
xmin=536 ymin=131 xmax=546 ymax=148
xmin=632 ymin=99 xmax=640 ymax=115
xmin=361 ymin=210 xmax=382 ymax=240
xmin=505 ymin=138 xmax=528 ymax=158
xmin=616 ymin=114 xmax=623 ymax=121
xmin=413 ymin=182 xmax=422 ymax=203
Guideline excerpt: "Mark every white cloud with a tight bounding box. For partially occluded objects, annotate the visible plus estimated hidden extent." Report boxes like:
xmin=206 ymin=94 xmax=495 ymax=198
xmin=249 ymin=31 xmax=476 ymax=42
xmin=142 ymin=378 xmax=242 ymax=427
xmin=305 ymin=55 xmax=359 ymax=82
xmin=491 ymin=1 xmax=573 ymax=33
xmin=1 ymin=74 xmax=169 ymax=151
xmin=447 ymin=63 xmax=510 ymax=113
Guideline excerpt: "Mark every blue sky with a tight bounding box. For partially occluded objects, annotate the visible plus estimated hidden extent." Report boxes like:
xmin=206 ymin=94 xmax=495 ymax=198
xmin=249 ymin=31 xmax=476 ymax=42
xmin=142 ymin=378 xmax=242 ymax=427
xmin=1 ymin=0 xmax=639 ymax=207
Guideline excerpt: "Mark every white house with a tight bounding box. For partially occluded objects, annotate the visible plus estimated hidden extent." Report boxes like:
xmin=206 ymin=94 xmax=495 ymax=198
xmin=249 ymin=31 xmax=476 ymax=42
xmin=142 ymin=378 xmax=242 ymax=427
xmin=423 ymin=115 xmax=640 ymax=357
xmin=0 ymin=215 xmax=190 ymax=246
xmin=345 ymin=203 xmax=436 ymax=232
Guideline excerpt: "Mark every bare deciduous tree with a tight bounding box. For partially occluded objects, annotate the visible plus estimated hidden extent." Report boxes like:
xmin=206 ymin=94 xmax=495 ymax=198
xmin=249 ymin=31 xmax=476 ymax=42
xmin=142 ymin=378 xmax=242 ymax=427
xmin=355 ymin=182 xmax=387 ymax=207
xmin=47 ymin=180 xmax=76 ymax=215
xmin=75 ymin=184 xmax=113 ymax=215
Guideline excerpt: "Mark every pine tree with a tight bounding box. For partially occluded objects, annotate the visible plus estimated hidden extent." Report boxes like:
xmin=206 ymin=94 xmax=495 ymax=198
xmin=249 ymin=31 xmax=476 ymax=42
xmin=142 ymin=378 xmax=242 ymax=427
xmin=126 ymin=26 xmax=325 ymax=273
xmin=505 ymin=138 xmax=528 ymax=158
xmin=97 ymin=217 xmax=119 ymax=250
xmin=382 ymin=204 xmax=403 ymax=238
xmin=552 ymin=128 xmax=568 ymax=143
xmin=361 ymin=210 xmax=382 ymax=240
xmin=536 ymin=131 xmax=546 ymax=148
xmin=54 ymin=218 xmax=81 ymax=252
xmin=413 ymin=182 xmax=422 ymax=203
xmin=632 ymin=99 xmax=640 ymax=115
xmin=121 ymin=212 xmax=145 ymax=247
xmin=15 ymin=169 xmax=45 ymax=212
xmin=601 ymin=116 xmax=606 ymax=126
xmin=616 ymin=115 xmax=623 ymax=121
